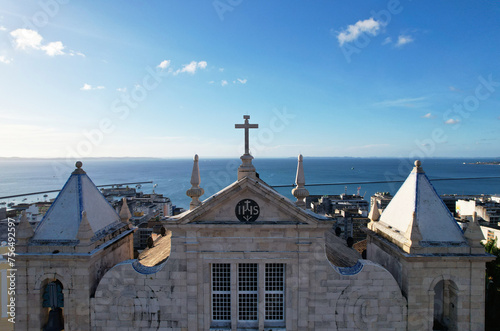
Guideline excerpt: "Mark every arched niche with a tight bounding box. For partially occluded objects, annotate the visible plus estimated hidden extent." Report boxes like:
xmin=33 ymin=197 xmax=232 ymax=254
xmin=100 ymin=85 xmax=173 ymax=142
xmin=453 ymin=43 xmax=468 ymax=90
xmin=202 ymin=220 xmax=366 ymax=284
xmin=41 ymin=279 xmax=65 ymax=331
xmin=431 ymin=278 xmax=459 ymax=331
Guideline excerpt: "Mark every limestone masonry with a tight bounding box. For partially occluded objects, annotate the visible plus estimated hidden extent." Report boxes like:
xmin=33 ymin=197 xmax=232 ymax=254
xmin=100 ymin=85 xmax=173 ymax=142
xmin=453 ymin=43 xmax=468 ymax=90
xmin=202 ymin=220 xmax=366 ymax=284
xmin=15 ymin=116 xmax=493 ymax=330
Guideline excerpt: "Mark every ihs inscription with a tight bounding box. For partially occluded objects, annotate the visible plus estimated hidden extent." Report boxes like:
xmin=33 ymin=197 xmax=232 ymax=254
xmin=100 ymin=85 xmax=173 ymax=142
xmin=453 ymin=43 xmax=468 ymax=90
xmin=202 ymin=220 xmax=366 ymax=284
xmin=235 ymin=199 xmax=260 ymax=223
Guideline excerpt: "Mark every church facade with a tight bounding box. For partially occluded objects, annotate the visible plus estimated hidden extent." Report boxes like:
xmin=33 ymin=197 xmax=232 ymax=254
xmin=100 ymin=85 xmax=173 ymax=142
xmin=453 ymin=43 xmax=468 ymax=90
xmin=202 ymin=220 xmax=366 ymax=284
xmin=15 ymin=116 xmax=492 ymax=330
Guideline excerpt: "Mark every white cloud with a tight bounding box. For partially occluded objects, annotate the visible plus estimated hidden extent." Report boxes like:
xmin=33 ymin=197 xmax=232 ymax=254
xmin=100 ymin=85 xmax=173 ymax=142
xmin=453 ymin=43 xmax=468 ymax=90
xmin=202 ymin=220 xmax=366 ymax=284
xmin=69 ymin=50 xmax=85 ymax=57
xmin=396 ymin=35 xmax=414 ymax=47
xmin=219 ymin=68 xmax=224 ymax=72
xmin=173 ymin=60 xmax=208 ymax=75
xmin=116 ymin=87 xmax=127 ymax=92
xmin=337 ymin=18 xmax=384 ymax=46
xmin=0 ymin=26 xmax=6 ymax=31
xmin=157 ymin=59 xmax=171 ymax=70
xmin=180 ymin=61 xmax=197 ymax=74
xmin=0 ymin=55 xmax=12 ymax=64
xmin=41 ymin=41 xmax=65 ymax=56
xmin=10 ymin=28 xmax=43 ymax=50
xmin=221 ymin=80 xmax=228 ymax=86
xmin=10 ymin=28 xmax=71 ymax=56
xmin=80 ymin=83 xmax=105 ymax=91
xmin=422 ymin=112 xmax=433 ymax=119
xmin=208 ymin=81 xmax=215 ymax=84
xmin=382 ymin=37 xmax=392 ymax=45
xmin=237 ymin=78 xmax=247 ymax=84
xmin=445 ymin=118 xmax=460 ymax=125
xmin=373 ymin=96 xmax=427 ymax=108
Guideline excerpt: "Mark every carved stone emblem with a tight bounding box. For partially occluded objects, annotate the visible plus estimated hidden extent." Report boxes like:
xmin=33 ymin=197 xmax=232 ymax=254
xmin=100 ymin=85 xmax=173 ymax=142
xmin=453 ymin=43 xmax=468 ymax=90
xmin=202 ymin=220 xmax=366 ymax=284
xmin=235 ymin=199 xmax=260 ymax=223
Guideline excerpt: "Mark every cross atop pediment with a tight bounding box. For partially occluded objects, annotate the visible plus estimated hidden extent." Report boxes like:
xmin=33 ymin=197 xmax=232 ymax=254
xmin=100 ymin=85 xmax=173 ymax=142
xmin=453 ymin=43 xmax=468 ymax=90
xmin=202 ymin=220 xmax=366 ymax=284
xmin=235 ymin=115 xmax=258 ymax=155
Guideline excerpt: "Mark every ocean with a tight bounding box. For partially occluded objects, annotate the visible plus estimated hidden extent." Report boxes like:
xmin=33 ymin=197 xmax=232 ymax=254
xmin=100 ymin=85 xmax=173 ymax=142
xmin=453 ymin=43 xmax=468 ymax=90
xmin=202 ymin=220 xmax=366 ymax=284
xmin=0 ymin=157 xmax=499 ymax=209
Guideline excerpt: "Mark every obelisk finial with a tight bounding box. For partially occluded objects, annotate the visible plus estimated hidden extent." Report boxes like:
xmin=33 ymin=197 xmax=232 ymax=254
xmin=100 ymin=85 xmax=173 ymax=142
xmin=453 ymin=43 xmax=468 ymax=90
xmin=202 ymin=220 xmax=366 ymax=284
xmin=77 ymin=211 xmax=94 ymax=244
xmin=368 ymin=201 xmax=381 ymax=222
xmin=292 ymin=154 xmax=309 ymax=208
xmin=119 ymin=198 xmax=132 ymax=225
xmin=186 ymin=154 xmax=204 ymax=210
xmin=17 ymin=211 xmax=34 ymax=244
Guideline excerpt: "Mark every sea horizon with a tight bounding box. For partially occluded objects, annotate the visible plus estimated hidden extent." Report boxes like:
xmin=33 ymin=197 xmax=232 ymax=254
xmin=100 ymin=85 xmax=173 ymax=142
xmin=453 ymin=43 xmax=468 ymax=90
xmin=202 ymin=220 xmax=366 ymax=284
xmin=0 ymin=155 xmax=499 ymax=161
xmin=1 ymin=157 xmax=499 ymax=210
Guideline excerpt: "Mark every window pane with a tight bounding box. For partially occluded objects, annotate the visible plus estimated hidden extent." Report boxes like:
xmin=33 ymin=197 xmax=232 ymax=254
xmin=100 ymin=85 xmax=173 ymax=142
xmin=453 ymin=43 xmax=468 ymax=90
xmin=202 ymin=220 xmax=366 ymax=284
xmin=265 ymin=263 xmax=285 ymax=321
xmin=212 ymin=264 xmax=231 ymax=321
xmin=238 ymin=263 xmax=258 ymax=321
xmin=238 ymin=263 xmax=258 ymax=291
xmin=238 ymin=293 xmax=258 ymax=321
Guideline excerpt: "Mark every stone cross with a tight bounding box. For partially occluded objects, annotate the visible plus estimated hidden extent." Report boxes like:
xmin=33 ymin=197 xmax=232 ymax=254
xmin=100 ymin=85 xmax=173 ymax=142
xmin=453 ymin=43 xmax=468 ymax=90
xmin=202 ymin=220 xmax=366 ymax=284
xmin=235 ymin=115 xmax=258 ymax=155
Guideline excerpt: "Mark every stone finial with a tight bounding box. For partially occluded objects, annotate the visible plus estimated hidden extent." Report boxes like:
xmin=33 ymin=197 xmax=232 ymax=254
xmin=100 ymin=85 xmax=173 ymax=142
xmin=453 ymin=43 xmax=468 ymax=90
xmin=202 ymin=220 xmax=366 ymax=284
xmin=119 ymin=198 xmax=132 ymax=224
xmin=186 ymin=154 xmax=204 ymax=210
xmin=412 ymin=160 xmax=424 ymax=174
xmin=17 ymin=211 xmax=34 ymax=244
xmin=403 ymin=212 xmax=423 ymax=252
xmin=368 ymin=202 xmax=380 ymax=222
xmin=292 ymin=154 xmax=309 ymax=208
xmin=465 ymin=212 xmax=486 ymax=251
xmin=77 ymin=211 xmax=94 ymax=244
xmin=72 ymin=161 xmax=86 ymax=174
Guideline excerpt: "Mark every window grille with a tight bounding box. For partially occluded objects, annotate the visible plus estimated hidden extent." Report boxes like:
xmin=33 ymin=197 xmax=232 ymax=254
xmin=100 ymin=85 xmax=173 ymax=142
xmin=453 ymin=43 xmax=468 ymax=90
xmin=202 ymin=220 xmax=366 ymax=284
xmin=265 ymin=263 xmax=285 ymax=321
xmin=212 ymin=264 xmax=231 ymax=321
xmin=238 ymin=263 xmax=258 ymax=321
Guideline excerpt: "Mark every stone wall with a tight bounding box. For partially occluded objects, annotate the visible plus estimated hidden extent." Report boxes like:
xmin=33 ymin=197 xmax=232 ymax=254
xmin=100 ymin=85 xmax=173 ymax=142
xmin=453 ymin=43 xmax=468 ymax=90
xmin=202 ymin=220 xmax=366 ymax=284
xmin=91 ymin=225 xmax=407 ymax=330
xmin=15 ymin=233 xmax=133 ymax=331
xmin=367 ymin=233 xmax=489 ymax=330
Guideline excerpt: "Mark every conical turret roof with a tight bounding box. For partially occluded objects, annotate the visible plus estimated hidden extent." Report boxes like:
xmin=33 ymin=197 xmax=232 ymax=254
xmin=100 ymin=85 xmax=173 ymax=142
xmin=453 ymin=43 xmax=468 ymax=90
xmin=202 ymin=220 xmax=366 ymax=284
xmin=32 ymin=161 xmax=123 ymax=243
xmin=378 ymin=160 xmax=466 ymax=246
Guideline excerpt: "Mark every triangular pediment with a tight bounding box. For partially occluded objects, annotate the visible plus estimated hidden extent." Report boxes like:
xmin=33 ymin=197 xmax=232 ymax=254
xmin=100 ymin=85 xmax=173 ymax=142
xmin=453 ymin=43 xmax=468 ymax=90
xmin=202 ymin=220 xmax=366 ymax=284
xmin=177 ymin=177 xmax=327 ymax=226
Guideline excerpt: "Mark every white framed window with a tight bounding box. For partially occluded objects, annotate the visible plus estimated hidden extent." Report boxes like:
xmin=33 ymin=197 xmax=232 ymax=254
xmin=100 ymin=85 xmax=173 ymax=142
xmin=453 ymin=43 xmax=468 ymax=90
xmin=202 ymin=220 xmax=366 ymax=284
xmin=238 ymin=263 xmax=258 ymax=322
xmin=212 ymin=263 xmax=231 ymax=323
xmin=265 ymin=263 xmax=285 ymax=322
xmin=210 ymin=262 xmax=286 ymax=328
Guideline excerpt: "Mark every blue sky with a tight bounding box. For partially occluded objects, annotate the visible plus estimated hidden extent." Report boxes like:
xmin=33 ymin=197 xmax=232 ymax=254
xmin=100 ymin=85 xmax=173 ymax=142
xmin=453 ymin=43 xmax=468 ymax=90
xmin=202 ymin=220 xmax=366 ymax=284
xmin=0 ymin=0 xmax=499 ymax=158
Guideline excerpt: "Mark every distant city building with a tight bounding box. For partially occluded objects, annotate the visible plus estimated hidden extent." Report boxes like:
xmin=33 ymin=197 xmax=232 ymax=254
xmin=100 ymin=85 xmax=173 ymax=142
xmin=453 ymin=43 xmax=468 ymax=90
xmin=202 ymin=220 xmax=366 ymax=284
xmin=457 ymin=197 xmax=500 ymax=224
xmin=101 ymin=186 xmax=136 ymax=197
xmin=370 ymin=192 xmax=392 ymax=213
xmin=306 ymin=194 xmax=369 ymax=243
